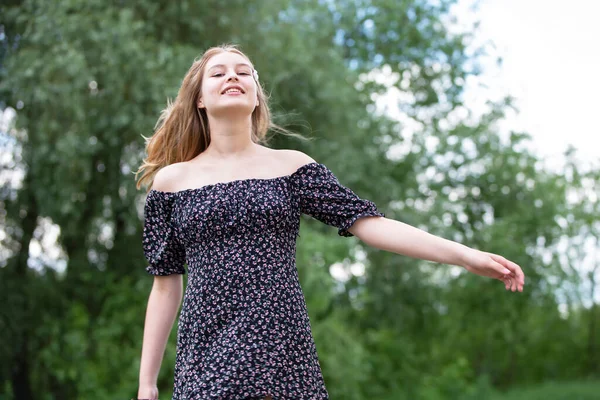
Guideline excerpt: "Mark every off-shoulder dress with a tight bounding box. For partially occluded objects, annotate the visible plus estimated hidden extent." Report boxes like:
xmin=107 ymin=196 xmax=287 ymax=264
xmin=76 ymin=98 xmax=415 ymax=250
xmin=142 ymin=162 xmax=384 ymax=400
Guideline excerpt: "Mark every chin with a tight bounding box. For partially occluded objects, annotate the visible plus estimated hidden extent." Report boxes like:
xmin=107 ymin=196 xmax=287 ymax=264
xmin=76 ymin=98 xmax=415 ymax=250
xmin=210 ymin=104 xmax=255 ymax=118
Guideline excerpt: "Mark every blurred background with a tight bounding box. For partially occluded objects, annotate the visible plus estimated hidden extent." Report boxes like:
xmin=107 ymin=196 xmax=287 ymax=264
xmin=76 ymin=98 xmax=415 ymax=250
xmin=1 ymin=0 xmax=598 ymax=399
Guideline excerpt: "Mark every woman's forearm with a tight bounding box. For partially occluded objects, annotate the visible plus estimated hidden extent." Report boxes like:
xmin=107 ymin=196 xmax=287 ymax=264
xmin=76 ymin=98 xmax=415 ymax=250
xmin=351 ymin=216 xmax=470 ymax=266
xmin=138 ymin=275 xmax=183 ymax=387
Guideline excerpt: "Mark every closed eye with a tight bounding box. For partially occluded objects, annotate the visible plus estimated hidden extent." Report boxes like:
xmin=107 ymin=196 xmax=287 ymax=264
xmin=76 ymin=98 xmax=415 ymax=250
xmin=212 ymin=72 xmax=250 ymax=77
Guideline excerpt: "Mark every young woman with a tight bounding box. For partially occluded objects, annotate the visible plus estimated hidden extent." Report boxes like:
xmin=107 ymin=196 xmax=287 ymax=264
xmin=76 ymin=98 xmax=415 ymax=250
xmin=135 ymin=45 xmax=525 ymax=400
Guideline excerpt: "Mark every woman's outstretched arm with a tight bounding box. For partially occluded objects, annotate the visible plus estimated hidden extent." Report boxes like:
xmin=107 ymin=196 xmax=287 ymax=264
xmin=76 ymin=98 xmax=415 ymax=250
xmin=349 ymin=216 xmax=525 ymax=292
xmin=138 ymin=275 xmax=183 ymax=399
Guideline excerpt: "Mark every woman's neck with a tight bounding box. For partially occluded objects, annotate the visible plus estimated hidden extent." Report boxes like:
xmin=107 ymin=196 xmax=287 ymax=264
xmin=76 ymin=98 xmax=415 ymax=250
xmin=202 ymin=115 xmax=256 ymax=161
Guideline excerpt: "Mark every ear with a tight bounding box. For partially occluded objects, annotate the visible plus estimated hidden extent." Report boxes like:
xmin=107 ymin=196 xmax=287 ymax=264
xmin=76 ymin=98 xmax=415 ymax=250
xmin=198 ymin=99 xmax=205 ymax=109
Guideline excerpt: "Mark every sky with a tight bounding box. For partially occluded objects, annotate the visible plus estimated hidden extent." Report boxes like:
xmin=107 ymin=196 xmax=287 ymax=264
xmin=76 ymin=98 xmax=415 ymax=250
xmin=455 ymin=0 xmax=599 ymax=167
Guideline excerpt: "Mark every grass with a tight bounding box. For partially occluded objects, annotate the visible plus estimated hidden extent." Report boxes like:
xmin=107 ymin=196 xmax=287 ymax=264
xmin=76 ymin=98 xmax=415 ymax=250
xmin=490 ymin=380 xmax=600 ymax=400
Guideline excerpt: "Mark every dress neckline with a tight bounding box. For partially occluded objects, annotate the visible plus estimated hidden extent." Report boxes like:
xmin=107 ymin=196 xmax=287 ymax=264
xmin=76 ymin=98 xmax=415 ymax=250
xmin=148 ymin=161 xmax=322 ymax=196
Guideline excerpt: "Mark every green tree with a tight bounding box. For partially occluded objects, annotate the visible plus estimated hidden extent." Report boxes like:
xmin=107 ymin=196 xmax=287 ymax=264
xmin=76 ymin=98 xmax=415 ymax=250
xmin=1 ymin=0 xmax=598 ymax=399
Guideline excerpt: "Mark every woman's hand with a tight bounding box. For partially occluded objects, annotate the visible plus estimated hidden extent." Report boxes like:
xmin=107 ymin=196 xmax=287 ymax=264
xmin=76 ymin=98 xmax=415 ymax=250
xmin=461 ymin=249 xmax=525 ymax=292
xmin=137 ymin=384 xmax=159 ymax=400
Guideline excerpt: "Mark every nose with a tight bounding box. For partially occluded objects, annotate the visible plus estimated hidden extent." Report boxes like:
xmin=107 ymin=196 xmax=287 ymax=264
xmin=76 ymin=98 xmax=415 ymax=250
xmin=226 ymin=70 xmax=239 ymax=81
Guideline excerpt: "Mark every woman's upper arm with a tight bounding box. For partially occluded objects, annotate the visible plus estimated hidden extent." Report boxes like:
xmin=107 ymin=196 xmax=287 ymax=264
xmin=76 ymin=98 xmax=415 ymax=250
xmin=152 ymin=274 xmax=183 ymax=294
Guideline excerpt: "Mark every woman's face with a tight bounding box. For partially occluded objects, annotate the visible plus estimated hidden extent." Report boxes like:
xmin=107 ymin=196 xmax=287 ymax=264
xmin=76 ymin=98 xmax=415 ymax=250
xmin=198 ymin=51 xmax=258 ymax=117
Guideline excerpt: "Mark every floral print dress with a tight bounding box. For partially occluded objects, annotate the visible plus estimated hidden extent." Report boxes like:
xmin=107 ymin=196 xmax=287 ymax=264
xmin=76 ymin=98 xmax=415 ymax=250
xmin=142 ymin=162 xmax=384 ymax=400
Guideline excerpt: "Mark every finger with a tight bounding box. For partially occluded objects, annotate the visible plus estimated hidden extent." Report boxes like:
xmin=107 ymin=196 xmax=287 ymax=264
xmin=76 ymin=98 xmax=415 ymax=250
xmin=504 ymin=274 xmax=513 ymax=292
xmin=505 ymin=275 xmax=514 ymax=291
xmin=490 ymin=259 xmax=512 ymax=278
xmin=488 ymin=259 xmax=514 ymax=290
xmin=509 ymin=261 xmax=525 ymax=290
xmin=501 ymin=257 xmax=525 ymax=287
xmin=489 ymin=254 xmax=525 ymax=291
xmin=509 ymin=262 xmax=524 ymax=291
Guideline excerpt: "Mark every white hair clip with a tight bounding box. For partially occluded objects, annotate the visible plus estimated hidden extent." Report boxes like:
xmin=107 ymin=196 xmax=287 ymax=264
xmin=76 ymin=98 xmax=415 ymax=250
xmin=253 ymin=69 xmax=259 ymax=82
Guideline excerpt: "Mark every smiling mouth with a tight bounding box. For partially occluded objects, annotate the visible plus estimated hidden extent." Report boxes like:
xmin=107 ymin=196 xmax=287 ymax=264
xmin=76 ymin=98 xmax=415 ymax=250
xmin=222 ymin=85 xmax=245 ymax=95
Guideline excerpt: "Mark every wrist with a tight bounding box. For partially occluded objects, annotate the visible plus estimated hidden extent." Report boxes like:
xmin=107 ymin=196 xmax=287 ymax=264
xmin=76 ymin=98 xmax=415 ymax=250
xmin=137 ymin=383 xmax=158 ymax=400
xmin=138 ymin=381 xmax=158 ymax=392
xmin=455 ymin=244 xmax=475 ymax=268
xmin=139 ymin=372 xmax=158 ymax=386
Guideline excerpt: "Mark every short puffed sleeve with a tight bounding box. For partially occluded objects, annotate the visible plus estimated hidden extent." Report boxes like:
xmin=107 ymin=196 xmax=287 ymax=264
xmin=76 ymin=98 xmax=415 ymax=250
xmin=142 ymin=190 xmax=186 ymax=275
xmin=290 ymin=163 xmax=385 ymax=237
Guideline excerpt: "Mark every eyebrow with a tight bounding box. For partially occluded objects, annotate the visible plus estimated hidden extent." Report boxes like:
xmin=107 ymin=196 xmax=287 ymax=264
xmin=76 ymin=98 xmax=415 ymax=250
xmin=207 ymin=63 xmax=253 ymax=72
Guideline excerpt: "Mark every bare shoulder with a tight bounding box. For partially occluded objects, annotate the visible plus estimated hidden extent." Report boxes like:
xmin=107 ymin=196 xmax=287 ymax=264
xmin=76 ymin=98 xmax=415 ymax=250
xmin=152 ymin=162 xmax=189 ymax=192
xmin=274 ymin=149 xmax=318 ymax=172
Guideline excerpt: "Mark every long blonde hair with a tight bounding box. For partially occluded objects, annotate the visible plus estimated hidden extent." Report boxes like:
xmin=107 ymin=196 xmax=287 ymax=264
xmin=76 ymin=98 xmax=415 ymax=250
xmin=136 ymin=44 xmax=296 ymax=190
